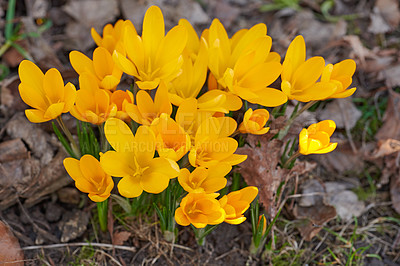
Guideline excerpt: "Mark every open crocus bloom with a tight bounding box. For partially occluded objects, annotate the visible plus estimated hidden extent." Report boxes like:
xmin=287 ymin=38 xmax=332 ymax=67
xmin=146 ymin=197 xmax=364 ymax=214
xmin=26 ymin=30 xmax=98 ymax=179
xmin=175 ymin=192 xmax=226 ymax=228
xmin=18 ymin=60 xmax=76 ymax=123
xmin=125 ymin=81 xmax=172 ymax=125
xmin=70 ymin=47 xmax=123 ymax=91
xmin=113 ymin=6 xmax=188 ymax=90
xmin=70 ymin=74 xmax=117 ymax=125
xmin=219 ymin=186 xmax=258 ymax=224
xmin=63 ymin=154 xmax=114 ymax=202
xmin=178 ymin=164 xmax=231 ymax=193
xmin=204 ymin=19 xmax=287 ymax=107
xmin=91 ymin=19 xmax=131 ymax=54
xmin=189 ymin=117 xmax=247 ymax=167
xmin=239 ymin=108 xmax=270 ymax=135
xmin=321 ymin=59 xmax=357 ymax=99
xmin=299 ymin=120 xmax=338 ymax=155
xmin=100 ymin=118 xmax=180 ymax=198
xmin=281 ymin=35 xmax=336 ymax=102
xmin=151 ymin=113 xmax=191 ymax=161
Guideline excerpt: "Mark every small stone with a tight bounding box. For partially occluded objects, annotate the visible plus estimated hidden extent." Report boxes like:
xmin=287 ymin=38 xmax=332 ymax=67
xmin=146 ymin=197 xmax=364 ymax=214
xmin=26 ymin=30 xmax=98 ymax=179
xmin=59 ymin=210 xmax=90 ymax=243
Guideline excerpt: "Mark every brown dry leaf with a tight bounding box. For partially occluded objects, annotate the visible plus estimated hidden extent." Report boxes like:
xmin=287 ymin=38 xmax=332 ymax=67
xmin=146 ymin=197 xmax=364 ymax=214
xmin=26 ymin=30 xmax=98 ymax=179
xmin=373 ymin=139 xmax=400 ymax=158
xmin=238 ymin=137 xmax=285 ymax=216
xmin=310 ymin=140 xmax=364 ymax=174
xmin=317 ymin=98 xmax=361 ymax=130
xmin=376 ymin=89 xmax=400 ymax=140
xmin=0 ymin=220 xmax=24 ymax=265
xmin=383 ymin=64 xmax=400 ymax=88
xmin=113 ymin=231 xmax=131 ymax=246
xmin=391 ymin=174 xmax=400 ymax=214
xmin=343 ymin=35 xmax=375 ymax=67
xmin=0 ymin=139 xmax=28 ymax=162
xmin=3 ymin=44 xmax=25 ymax=67
xmin=238 ymin=134 xmax=315 ymax=216
xmin=293 ymin=204 xmax=336 ymax=241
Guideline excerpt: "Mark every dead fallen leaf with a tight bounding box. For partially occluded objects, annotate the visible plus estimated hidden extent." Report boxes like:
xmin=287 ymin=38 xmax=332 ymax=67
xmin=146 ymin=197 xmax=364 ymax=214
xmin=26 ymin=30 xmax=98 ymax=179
xmin=317 ymin=98 xmax=361 ymax=130
xmin=383 ymin=64 xmax=400 ymax=89
xmin=113 ymin=231 xmax=131 ymax=246
xmin=391 ymin=174 xmax=400 ymax=214
xmin=343 ymin=35 xmax=375 ymax=67
xmin=238 ymin=137 xmax=286 ymax=217
xmin=0 ymin=220 xmax=24 ymax=266
xmin=376 ymin=89 xmax=400 ymax=140
xmin=373 ymin=139 xmax=400 ymax=158
xmin=293 ymin=203 xmax=336 ymax=241
xmin=310 ymin=140 xmax=364 ymax=174
xmin=0 ymin=139 xmax=28 ymax=162
xmin=3 ymin=44 xmax=25 ymax=67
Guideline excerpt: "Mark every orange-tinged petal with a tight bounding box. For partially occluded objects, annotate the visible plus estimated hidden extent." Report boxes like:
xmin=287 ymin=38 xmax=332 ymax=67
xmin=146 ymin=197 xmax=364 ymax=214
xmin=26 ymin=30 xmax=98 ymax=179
xmin=93 ymin=47 xmax=114 ymax=78
xmin=175 ymin=207 xmax=191 ymax=226
xmin=104 ymin=118 xmax=135 ymax=152
xmin=118 ymin=175 xmax=143 ymax=198
xmin=292 ymin=56 xmax=325 ymax=90
xmin=79 ymin=155 xmax=105 ymax=183
xmin=316 ymin=120 xmax=336 ymax=136
xmin=69 ymin=50 xmax=95 ymax=76
xmin=44 ymin=102 xmax=64 ymax=119
xmin=248 ymin=87 xmax=288 ymax=107
xmin=18 ymin=60 xmax=44 ymax=94
xmin=101 ymin=75 xmax=120 ymax=91
xmin=63 ymin=82 xmax=77 ymax=112
xmin=18 ymin=83 xmax=47 ymax=111
xmin=63 ymin=158 xmax=96 ymax=193
xmin=43 ymin=68 xmax=64 ymax=103
xmin=282 ymin=35 xmax=305 ymax=81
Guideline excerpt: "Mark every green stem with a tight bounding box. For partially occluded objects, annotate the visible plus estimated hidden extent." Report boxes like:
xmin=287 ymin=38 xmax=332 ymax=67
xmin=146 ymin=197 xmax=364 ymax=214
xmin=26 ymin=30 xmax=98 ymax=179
xmin=98 ymin=123 xmax=108 ymax=153
xmin=96 ymin=199 xmax=108 ymax=232
xmin=278 ymin=100 xmax=317 ymax=140
xmin=0 ymin=41 xmax=12 ymax=58
xmin=56 ymin=116 xmax=81 ymax=158
xmin=5 ymin=0 xmax=16 ymax=40
xmin=283 ymin=151 xmax=301 ymax=169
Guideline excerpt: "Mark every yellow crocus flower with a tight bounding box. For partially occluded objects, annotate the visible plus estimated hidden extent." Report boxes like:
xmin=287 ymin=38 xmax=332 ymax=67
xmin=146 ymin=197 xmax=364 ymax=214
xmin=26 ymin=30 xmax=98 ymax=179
xmin=18 ymin=60 xmax=76 ymax=123
xmin=63 ymin=154 xmax=114 ymax=202
xmin=281 ymin=35 xmax=337 ymax=102
xmin=175 ymin=192 xmax=226 ymax=228
xmin=188 ymin=117 xmax=247 ymax=167
xmin=239 ymin=108 xmax=270 ymax=135
xmin=321 ymin=59 xmax=357 ymax=99
xmin=219 ymin=186 xmax=258 ymax=224
xmin=70 ymin=74 xmax=117 ymax=125
xmin=299 ymin=120 xmax=338 ymax=155
xmin=113 ymin=6 xmax=188 ymax=90
xmin=70 ymin=47 xmax=123 ymax=92
xmin=91 ymin=19 xmax=131 ymax=54
xmin=178 ymin=165 xmax=231 ymax=193
xmin=204 ymin=19 xmax=287 ymax=107
xmin=110 ymin=90 xmax=134 ymax=122
xmin=125 ymin=81 xmax=172 ymax=125
xmin=150 ymin=113 xmax=191 ymax=161
xmin=100 ymin=118 xmax=180 ymax=198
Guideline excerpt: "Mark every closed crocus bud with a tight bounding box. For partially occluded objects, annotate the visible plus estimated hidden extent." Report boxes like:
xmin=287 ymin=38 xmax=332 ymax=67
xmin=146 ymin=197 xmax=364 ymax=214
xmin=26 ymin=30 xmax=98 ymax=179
xmin=18 ymin=60 xmax=76 ymax=123
xmin=63 ymin=155 xmax=114 ymax=202
xmin=239 ymin=108 xmax=270 ymax=135
xmin=299 ymin=120 xmax=337 ymax=155
xmin=175 ymin=192 xmax=225 ymax=228
xmin=219 ymin=186 xmax=258 ymax=225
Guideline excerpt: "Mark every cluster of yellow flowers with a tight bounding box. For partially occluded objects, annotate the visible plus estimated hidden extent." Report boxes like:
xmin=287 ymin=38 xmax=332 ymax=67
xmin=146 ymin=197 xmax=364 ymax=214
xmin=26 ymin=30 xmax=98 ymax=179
xmin=18 ymin=5 xmax=356 ymax=230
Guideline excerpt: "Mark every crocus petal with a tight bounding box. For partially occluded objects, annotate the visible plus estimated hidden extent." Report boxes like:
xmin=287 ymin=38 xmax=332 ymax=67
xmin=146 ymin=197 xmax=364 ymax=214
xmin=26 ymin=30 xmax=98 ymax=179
xmin=142 ymin=5 xmax=165 ymax=59
xmin=140 ymin=171 xmax=170 ymax=194
xmin=113 ymin=50 xmax=139 ymax=77
xmin=118 ymin=175 xmax=143 ymax=198
xmin=175 ymin=207 xmax=191 ymax=226
xmin=18 ymin=60 xmax=44 ymax=94
xmin=18 ymin=83 xmax=47 ymax=111
xmin=134 ymin=126 xmax=156 ymax=166
xmin=44 ymin=102 xmax=65 ymax=119
xmin=43 ymin=68 xmax=64 ymax=104
xmin=100 ymin=151 xmax=135 ymax=177
xmin=104 ymin=118 xmax=135 ymax=153
xmin=69 ymin=51 xmax=95 ymax=76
